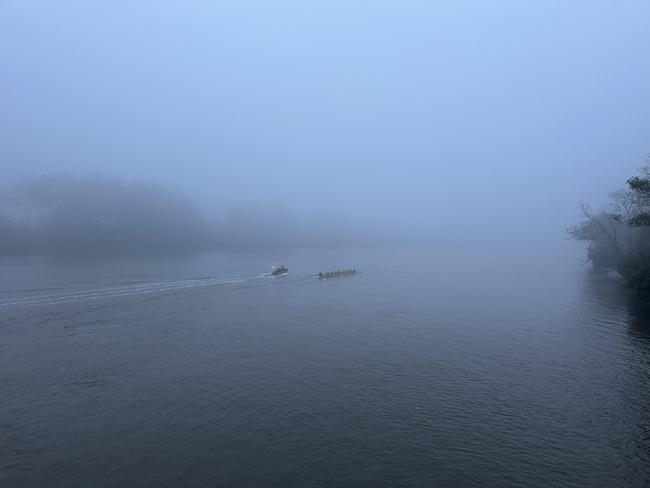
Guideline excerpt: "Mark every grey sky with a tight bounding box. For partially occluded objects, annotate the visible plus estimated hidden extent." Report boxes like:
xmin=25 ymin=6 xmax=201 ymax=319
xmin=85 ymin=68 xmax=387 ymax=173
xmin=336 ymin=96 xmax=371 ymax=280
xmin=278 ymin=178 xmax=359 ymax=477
xmin=2 ymin=1 xmax=649 ymax=245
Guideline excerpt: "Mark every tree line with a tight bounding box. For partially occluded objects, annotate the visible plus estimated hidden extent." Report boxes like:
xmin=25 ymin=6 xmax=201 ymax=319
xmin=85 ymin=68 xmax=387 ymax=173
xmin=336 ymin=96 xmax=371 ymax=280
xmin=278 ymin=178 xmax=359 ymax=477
xmin=0 ymin=175 xmax=375 ymax=256
xmin=568 ymin=157 xmax=650 ymax=291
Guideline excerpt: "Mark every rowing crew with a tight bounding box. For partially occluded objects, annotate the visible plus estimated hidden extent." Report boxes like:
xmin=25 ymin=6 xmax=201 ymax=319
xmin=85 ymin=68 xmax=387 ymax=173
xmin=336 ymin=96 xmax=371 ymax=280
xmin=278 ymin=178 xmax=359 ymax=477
xmin=318 ymin=269 xmax=357 ymax=279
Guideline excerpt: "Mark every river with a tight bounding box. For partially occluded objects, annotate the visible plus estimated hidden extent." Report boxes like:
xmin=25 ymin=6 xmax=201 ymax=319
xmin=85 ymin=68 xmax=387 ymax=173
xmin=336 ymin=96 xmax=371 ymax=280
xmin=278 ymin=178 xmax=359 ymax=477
xmin=1 ymin=247 xmax=649 ymax=487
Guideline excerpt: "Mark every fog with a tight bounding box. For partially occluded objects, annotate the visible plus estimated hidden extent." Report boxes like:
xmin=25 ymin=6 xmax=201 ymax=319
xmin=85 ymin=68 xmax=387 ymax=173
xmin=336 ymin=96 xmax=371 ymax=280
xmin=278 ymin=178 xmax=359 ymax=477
xmin=0 ymin=175 xmax=386 ymax=255
xmin=4 ymin=4 xmax=650 ymax=487
xmin=2 ymin=1 xmax=650 ymax=254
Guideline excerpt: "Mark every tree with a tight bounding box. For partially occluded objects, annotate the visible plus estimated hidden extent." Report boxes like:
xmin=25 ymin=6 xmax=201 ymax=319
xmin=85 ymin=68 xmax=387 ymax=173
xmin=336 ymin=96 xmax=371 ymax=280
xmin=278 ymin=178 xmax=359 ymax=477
xmin=569 ymin=155 xmax=650 ymax=292
xmin=607 ymin=189 xmax=644 ymax=254
xmin=626 ymin=163 xmax=650 ymax=227
xmin=567 ymin=202 xmax=625 ymax=268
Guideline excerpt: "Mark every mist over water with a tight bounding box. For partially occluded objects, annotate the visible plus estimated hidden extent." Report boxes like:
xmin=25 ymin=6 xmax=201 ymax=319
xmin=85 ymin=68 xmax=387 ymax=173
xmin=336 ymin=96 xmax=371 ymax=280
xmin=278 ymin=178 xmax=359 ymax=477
xmin=2 ymin=1 xmax=650 ymax=487
xmin=0 ymin=175 xmax=387 ymax=256
xmin=3 ymin=2 xmax=650 ymax=248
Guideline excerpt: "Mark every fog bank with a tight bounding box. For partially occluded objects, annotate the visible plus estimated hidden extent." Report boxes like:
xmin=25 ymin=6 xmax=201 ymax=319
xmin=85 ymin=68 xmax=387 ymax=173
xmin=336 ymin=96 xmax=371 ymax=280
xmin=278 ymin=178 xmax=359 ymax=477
xmin=0 ymin=175 xmax=386 ymax=256
xmin=2 ymin=2 xmax=649 ymax=253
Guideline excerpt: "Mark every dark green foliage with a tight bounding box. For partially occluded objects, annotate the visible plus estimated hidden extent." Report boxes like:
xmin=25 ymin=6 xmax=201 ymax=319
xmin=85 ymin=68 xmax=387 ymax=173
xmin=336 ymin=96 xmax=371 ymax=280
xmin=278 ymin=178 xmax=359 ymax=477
xmin=628 ymin=213 xmax=650 ymax=227
xmin=627 ymin=172 xmax=650 ymax=227
xmin=627 ymin=175 xmax=650 ymax=198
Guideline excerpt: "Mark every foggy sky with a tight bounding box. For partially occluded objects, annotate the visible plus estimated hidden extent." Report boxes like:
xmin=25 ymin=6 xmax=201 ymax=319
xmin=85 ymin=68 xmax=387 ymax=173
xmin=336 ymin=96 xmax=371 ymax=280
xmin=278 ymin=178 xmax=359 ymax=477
xmin=2 ymin=1 xmax=650 ymax=247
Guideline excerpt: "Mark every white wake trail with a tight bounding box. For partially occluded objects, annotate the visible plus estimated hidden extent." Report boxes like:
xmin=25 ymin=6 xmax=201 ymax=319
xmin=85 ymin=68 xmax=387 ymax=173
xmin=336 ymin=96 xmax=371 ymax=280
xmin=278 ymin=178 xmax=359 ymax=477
xmin=0 ymin=275 xmax=260 ymax=309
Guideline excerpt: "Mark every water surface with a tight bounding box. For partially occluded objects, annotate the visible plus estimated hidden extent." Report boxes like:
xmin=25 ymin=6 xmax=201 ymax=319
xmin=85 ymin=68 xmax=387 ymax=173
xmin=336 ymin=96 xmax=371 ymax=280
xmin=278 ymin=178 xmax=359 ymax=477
xmin=1 ymin=248 xmax=649 ymax=487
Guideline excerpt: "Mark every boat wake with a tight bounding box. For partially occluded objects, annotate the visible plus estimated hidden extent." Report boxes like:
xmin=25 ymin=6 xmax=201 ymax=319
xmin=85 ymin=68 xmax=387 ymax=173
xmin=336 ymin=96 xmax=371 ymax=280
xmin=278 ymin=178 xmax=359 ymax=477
xmin=0 ymin=273 xmax=287 ymax=310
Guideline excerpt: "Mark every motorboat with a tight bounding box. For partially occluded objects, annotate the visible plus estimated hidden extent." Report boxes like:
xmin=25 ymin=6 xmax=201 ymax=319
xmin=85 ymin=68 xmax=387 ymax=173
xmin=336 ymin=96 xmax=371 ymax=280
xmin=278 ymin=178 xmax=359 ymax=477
xmin=271 ymin=265 xmax=288 ymax=276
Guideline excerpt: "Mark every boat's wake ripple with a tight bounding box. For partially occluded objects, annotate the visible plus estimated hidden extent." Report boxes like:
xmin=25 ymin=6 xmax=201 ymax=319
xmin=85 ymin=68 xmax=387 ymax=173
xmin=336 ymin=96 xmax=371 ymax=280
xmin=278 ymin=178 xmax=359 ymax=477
xmin=0 ymin=273 xmax=285 ymax=310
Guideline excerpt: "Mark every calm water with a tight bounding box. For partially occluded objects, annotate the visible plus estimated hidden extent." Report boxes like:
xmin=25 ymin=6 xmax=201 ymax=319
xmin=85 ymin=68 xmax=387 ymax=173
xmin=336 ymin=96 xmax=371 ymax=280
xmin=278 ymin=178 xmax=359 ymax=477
xmin=1 ymin=247 xmax=649 ymax=487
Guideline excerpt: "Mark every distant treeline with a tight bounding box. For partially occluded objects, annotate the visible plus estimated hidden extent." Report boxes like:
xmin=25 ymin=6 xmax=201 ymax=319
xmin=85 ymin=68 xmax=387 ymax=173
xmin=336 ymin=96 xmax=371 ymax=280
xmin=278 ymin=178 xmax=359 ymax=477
xmin=568 ymin=157 xmax=650 ymax=291
xmin=0 ymin=175 xmax=377 ymax=256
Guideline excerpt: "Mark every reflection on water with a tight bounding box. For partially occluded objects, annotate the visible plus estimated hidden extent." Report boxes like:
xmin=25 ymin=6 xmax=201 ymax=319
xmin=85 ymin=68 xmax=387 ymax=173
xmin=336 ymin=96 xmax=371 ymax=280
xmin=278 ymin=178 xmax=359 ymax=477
xmin=624 ymin=293 xmax=650 ymax=339
xmin=582 ymin=268 xmax=650 ymax=342
xmin=581 ymin=270 xmax=650 ymax=487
